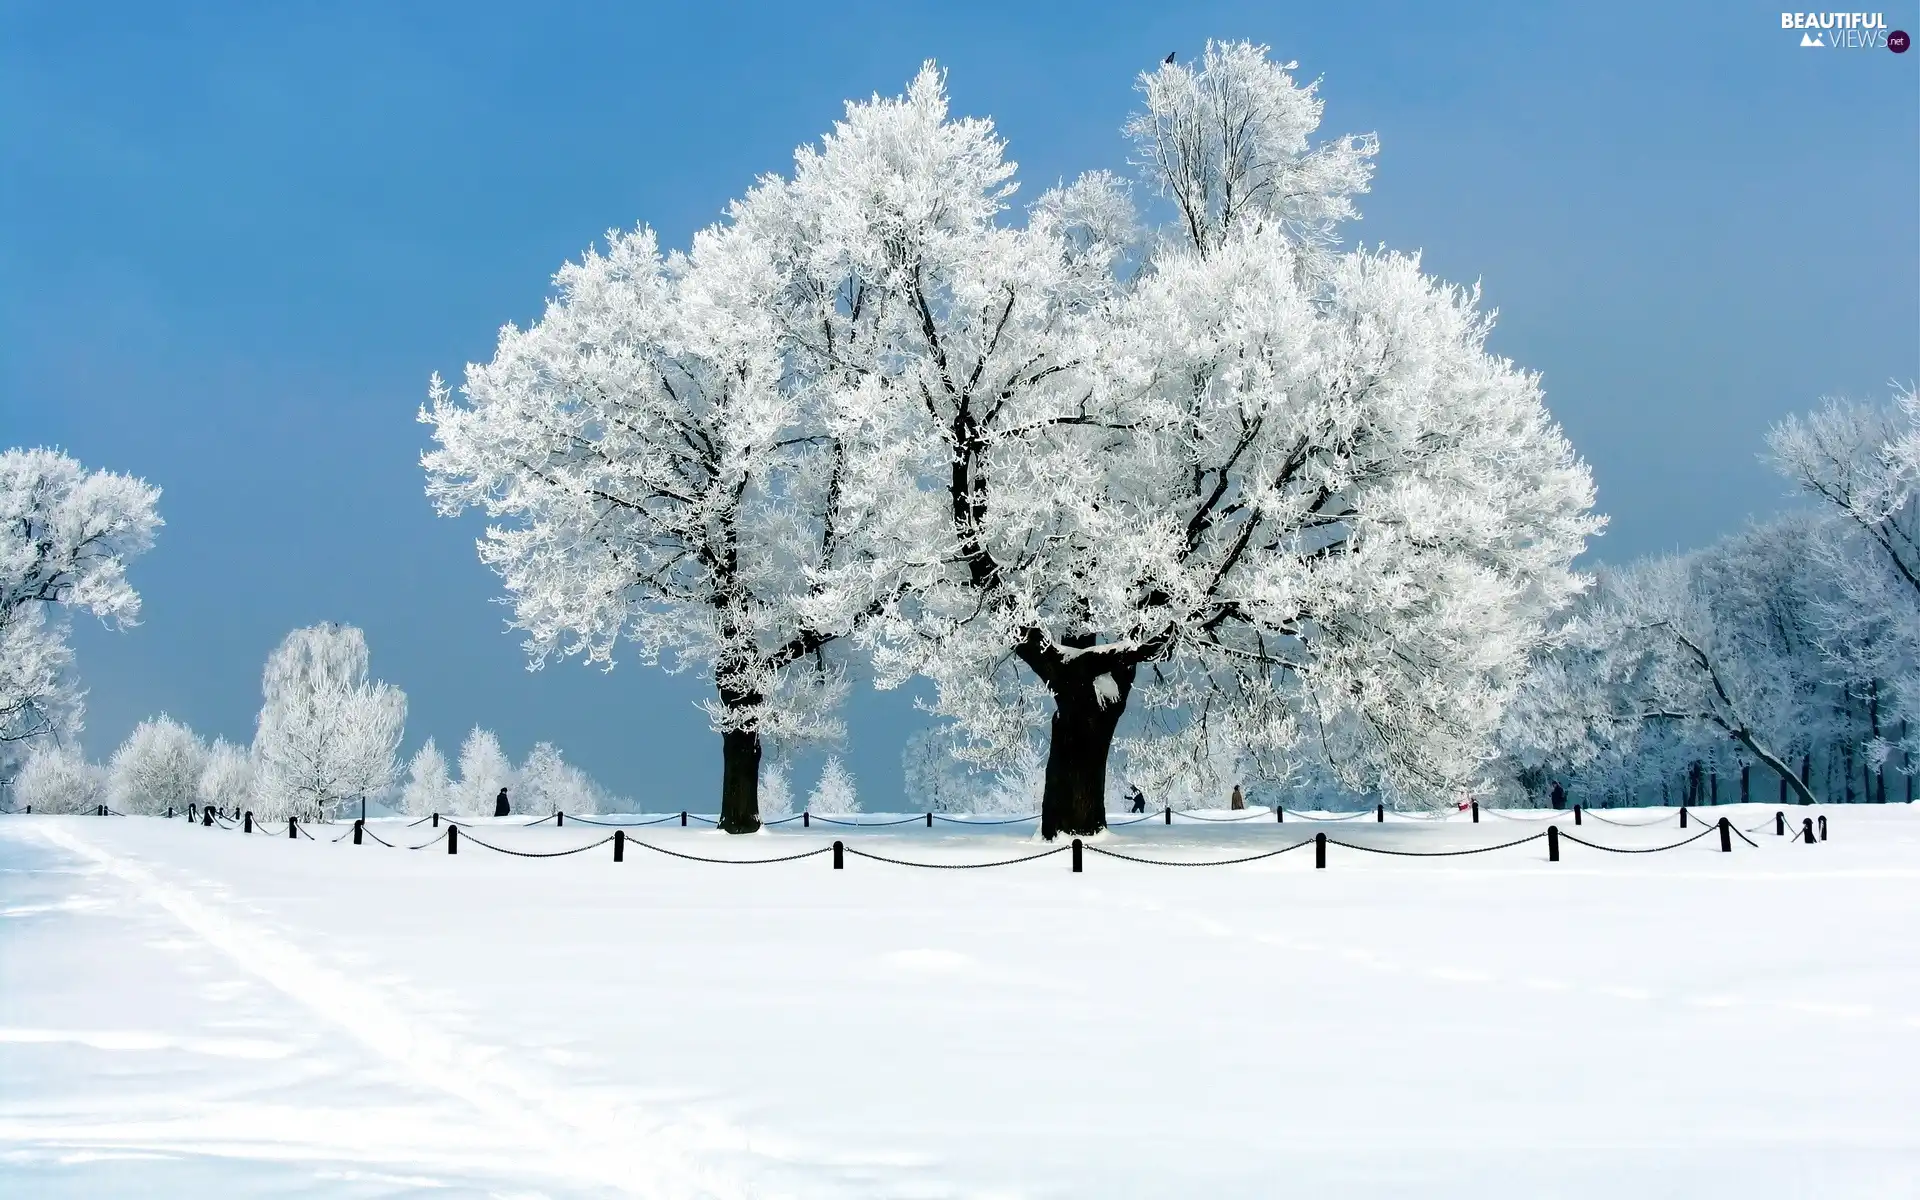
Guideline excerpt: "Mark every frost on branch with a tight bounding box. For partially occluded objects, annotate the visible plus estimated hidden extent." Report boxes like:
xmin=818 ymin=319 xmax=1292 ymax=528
xmin=252 ymin=623 xmax=407 ymax=821
xmin=423 ymin=211 xmax=878 ymax=831
xmin=1126 ymin=39 xmax=1378 ymax=255
xmin=0 ymin=448 xmax=162 ymax=773
xmin=14 ymin=742 xmax=105 ymax=813
xmin=108 ymin=714 xmax=206 ymax=815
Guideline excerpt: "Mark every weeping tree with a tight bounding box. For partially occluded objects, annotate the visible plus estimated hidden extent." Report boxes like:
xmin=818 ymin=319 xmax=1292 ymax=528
xmin=423 ymin=222 xmax=877 ymax=833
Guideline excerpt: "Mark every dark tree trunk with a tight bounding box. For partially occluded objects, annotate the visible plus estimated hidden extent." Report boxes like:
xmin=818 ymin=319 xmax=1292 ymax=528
xmin=1039 ymin=675 xmax=1129 ymax=840
xmin=719 ymin=727 xmax=762 ymax=834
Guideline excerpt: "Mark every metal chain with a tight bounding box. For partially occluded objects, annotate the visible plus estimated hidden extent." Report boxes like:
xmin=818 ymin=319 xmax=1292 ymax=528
xmin=623 ymin=840 xmax=836 ymax=866
xmin=841 ymin=845 xmax=1072 ymax=869
xmin=563 ymin=813 xmax=684 ymax=827
xmin=1083 ymin=839 xmax=1317 ymax=867
xmin=1325 ymin=832 xmax=1549 ymax=857
xmin=1556 ymin=827 xmax=1718 ymax=854
xmin=457 ymin=831 xmax=616 ymax=858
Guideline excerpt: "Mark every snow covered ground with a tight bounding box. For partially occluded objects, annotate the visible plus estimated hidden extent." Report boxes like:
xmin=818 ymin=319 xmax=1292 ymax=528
xmin=2 ymin=803 xmax=1917 ymax=1198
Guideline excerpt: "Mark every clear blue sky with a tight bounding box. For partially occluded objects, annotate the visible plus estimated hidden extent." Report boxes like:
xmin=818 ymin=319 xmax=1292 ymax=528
xmin=4 ymin=1 xmax=1915 ymax=806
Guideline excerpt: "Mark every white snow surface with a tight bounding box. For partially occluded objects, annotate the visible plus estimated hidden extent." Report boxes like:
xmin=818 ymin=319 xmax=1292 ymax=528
xmin=2 ymin=804 xmax=1917 ymax=1197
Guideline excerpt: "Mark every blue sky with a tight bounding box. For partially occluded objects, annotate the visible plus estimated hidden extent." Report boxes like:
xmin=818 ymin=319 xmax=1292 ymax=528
xmin=4 ymin=1 xmax=1915 ymax=806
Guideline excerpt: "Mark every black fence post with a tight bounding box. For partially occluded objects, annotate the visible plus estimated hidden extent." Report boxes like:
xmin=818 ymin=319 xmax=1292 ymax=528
xmin=1776 ymin=811 xmax=1786 ymax=836
xmin=557 ymin=810 xmax=564 ymax=828
xmin=353 ymin=818 xmax=363 ymax=845
xmin=188 ymin=803 xmax=197 ymax=822
xmin=832 ymin=839 xmax=844 ymax=870
xmin=1164 ymin=805 xmax=1172 ymax=825
xmin=1276 ymin=806 xmax=1284 ymax=823
xmin=167 ymin=806 xmax=174 ymax=819
xmin=1801 ymin=817 xmax=1815 ymax=844
xmin=1315 ymin=832 xmax=1326 ymax=869
xmin=289 ymin=817 xmax=297 ymax=839
xmin=1376 ymin=803 xmax=1385 ymax=823
xmin=432 ymin=812 xmax=440 ymax=828
xmin=1817 ymin=814 xmax=1828 ymax=842
xmin=1071 ymin=838 xmax=1083 ymax=873
xmin=202 ymin=807 xmax=213 ymax=826
xmin=447 ymin=824 xmax=459 ymax=854
xmin=1548 ymin=825 xmax=1560 ymax=862
xmin=926 ymin=812 xmax=933 ymax=827
xmin=614 ymin=829 xmax=625 ymax=862
xmin=1718 ymin=816 xmax=1731 ymax=853
xmin=243 ymin=811 xmax=252 ymax=833
xmin=1471 ymin=801 xmax=1480 ymax=823
xmin=680 ymin=811 xmax=688 ymax=827
xmin=803 ymin=811 xmax=810 ymax=828
xmin=1574 ymin=805 xmax=1583 ymax=826
xmin=1679 ymin=806 xmax=1689 ymax=829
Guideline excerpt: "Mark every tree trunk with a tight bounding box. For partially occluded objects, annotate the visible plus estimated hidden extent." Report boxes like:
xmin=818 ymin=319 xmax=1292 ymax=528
xmin=718 ymin=727 xmax=762 ymax=834
xmin=1039 ymin=677 xmax=1126 ymax=840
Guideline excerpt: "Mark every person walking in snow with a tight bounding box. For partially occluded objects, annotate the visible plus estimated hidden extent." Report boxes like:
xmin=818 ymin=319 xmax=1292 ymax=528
xmin=1127 ymin=784 xmax=1147 ymax=814
xmin=1230 ymin=783 xmax=1245 ymax=810
xmin=1549 ymin=780 xmax=1567 ymax=810
xmin=494 ymin=786 xmax=510 ymax=817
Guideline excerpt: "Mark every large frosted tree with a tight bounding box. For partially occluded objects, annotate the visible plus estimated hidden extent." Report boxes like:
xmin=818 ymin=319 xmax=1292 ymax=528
xmin=734 ymin=47 xmax=1598 ymax=836
xmin=0 ymin=448 xmax=162 ymax=774
xmin=424 ymin=221 xmax=878 ymax=833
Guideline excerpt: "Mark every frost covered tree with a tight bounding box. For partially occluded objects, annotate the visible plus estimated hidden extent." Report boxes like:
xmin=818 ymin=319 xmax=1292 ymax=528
xmin=516 ymin=740 xmax=605 ymax=815
xmin=401 ymin=738 xmax=454 ymax=818
xmin=737 ymin=50 xmax=1598 ymax=835
xmin=0 ymin=449 xmax=162 ymax=773
xmin=454 ymin=727 xmax=513 ymax=816
xmin=253 ymin=624 xmax=407 ymax=821
xmin=1768 ymin=389 xmax=1920 ymax=737
xmin=808 ymin=754 xmax=859 ymax=814
xmin=759 ymin=759 xmax=794 ymax=819
xmin=108 ymin=715 xmax=206 ymax=815
xmin=199 ymin=738 xmax=256 ymax=815
xmin=423 ymin=213 xmax=883 ymax=834
xmin=15 ymin=743 xmax=105 ymax=813
xmin=1513 ymin=528 xmax=1827 ymax=806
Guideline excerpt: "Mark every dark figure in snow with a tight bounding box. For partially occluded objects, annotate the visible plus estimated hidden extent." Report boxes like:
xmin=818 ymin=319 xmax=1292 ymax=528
xmin=1230 ymin=784 xmax=1246 ymax=810
xmin=494 ymin=787 xmax=510 ymax=817
xmin=1127 ymin=785 xmax=1147 ymax=814
xmin=1550 ymin=780 xmax=1567 ymax=810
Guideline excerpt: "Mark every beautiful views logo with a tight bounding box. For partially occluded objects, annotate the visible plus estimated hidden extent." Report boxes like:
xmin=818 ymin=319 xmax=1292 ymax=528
xmin=1780 ymin=12 xmax=1909 ymax=49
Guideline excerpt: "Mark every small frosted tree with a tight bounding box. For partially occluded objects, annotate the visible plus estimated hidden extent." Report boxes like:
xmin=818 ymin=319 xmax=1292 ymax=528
xmin=759 ymin=759 xmax=794 ymax=819
xmin=516 ymin=740 xmax=605 ymax=815
xmin=15 ymin=743 xmax=105 ymax=813
xmin=808 ymin=755 xmax=859 ymax=814
xmin=0 ymin=448 xmax=162 ymax=774
xmin=253 ymin=624 xmax=407 ymax=821
xmin=401 ymin=738 xmax=454 ymax=818
xmin=455 ymin=727 xmax=514 ymax=816
xmin=199 ymin=738 xmax=256 ymax=814
xmin=108 ymin=715 xmax=206 ymax=815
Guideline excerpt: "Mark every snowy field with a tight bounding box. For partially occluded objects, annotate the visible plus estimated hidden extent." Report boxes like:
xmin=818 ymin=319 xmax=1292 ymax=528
xmin=2 ymin=804 xmax=1917 ymax=1198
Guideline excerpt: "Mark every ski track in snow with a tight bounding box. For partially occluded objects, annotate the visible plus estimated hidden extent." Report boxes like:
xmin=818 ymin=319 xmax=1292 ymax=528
xmin=27 ymin=820 xmax=767 ymax=1199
